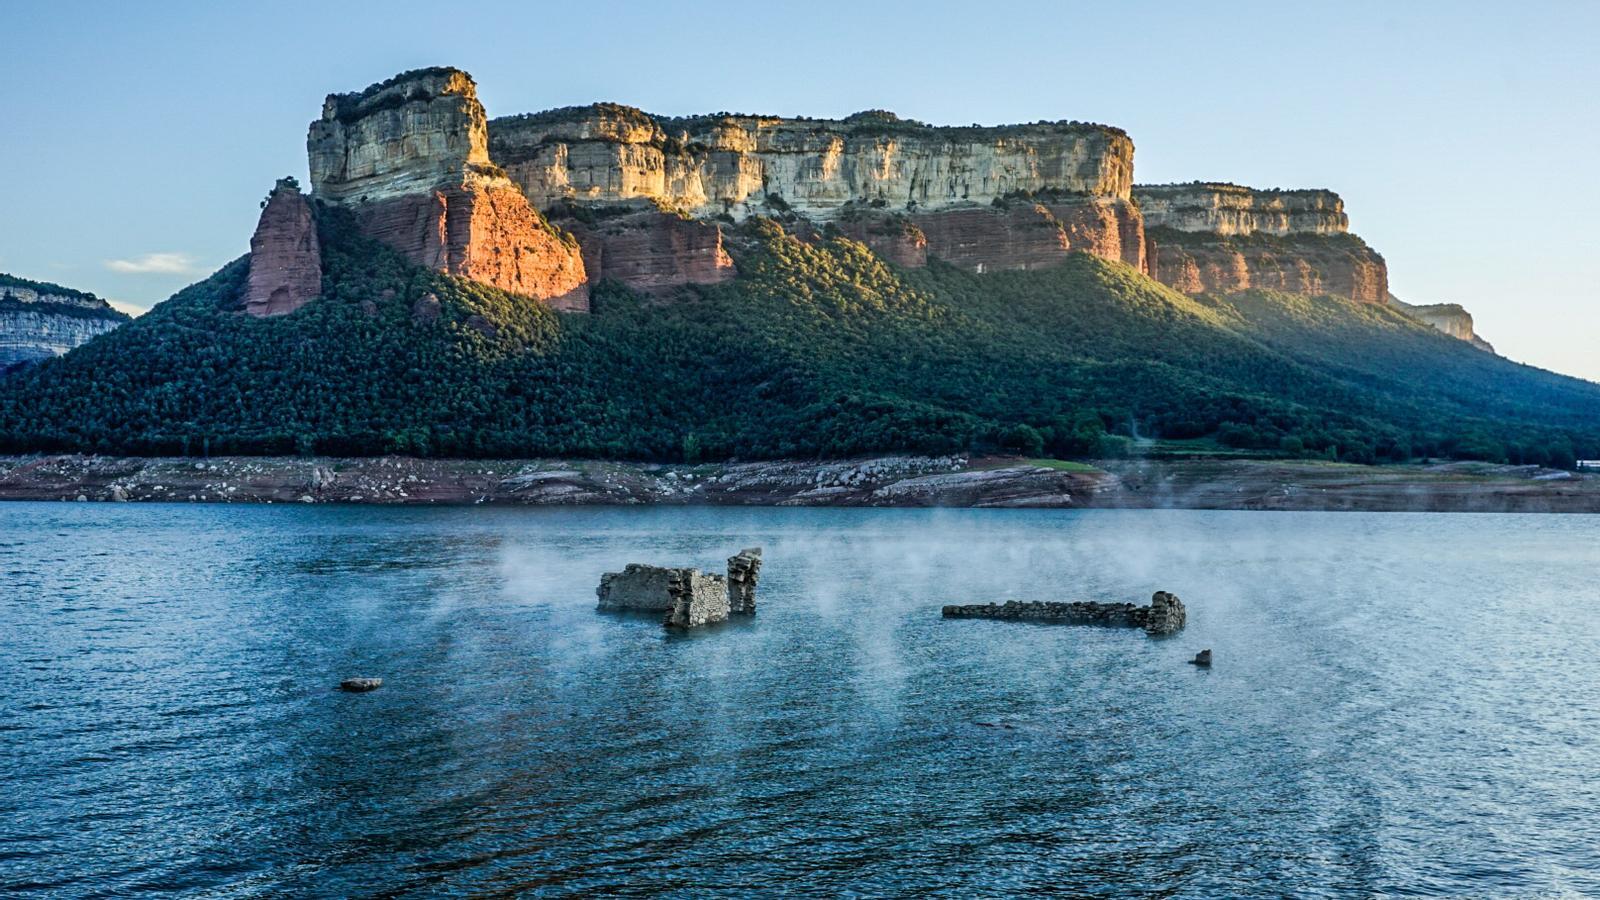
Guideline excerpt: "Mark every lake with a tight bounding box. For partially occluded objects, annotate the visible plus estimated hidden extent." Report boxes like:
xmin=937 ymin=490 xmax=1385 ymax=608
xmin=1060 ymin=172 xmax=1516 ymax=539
xmin=3 ymin=503 xmax=1599 ymax=897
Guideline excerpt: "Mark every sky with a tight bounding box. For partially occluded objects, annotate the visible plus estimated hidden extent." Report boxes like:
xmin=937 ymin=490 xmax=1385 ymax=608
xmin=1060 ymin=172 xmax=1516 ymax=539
xmin=3 ymin=0 xmax=1596 ymax=379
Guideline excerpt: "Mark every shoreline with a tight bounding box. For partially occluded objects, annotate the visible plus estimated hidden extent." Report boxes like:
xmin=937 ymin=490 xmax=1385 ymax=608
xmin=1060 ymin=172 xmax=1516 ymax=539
xmin=3 ymin=454 xmax=1598 ymax=513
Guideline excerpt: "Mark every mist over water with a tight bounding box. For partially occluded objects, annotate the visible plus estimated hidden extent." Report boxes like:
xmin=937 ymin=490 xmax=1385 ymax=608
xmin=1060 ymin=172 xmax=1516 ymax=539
xmin=3 ymin=504 xmax=1599 ymax=897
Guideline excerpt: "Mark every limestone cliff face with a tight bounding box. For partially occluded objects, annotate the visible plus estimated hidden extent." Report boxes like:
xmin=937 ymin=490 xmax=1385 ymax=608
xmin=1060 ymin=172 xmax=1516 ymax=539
xmin=245 ymin=179 xmax=322 ymax=317
xmin=308 ymin=68 xmax=588 ymax=310
xmin=489 ymin=106 xmax=1134 ymax=221
xmin=1136 ymin=182 xmax=1386 ymax=303
xmin=1133 ymin=183 xmax=1348 ymax=236
xmin=0 ymin=275 xmax=128 ymax=370
xmin=1390 ymin=295 xmax=1495 ymax=352
xmin=486 ymin=102 xmax=1141 ymax=280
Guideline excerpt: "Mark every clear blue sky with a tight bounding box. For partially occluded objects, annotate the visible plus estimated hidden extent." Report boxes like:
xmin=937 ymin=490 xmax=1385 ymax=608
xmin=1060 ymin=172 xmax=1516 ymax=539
xmin=4 ymin=0 xmax=1596 ymax=379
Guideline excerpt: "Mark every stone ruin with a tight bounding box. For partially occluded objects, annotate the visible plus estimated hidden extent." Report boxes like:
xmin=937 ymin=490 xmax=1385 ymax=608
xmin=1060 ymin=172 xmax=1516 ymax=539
xmin=941 ymin=590 xmax=1186 ymax=636
xmin=597 ymin=548 xmax=763 ymax=629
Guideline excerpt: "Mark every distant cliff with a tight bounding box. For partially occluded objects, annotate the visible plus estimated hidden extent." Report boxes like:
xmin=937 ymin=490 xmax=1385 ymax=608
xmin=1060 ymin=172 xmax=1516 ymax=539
xmin=277 ymin=67 xmax=1399 ymax=307
xmin=1135 ymin=183 xmax=1387 ymax=304
xmin=1390 ymin=295 xmax=1495 ymax=352
xmin=0 ymin=274 xmax=129 ymax=371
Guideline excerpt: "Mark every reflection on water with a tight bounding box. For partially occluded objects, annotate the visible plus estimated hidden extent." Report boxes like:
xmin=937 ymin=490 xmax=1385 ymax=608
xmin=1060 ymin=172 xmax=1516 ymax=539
xmin=3 ymin=504 xmax=1599 ymax=896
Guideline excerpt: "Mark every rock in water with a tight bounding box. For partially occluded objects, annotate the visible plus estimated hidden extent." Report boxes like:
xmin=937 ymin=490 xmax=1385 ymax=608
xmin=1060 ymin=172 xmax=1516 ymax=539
xmin=726 ymin=547 xmax=762 ymax=615
xmin=941 ymin=591 xmax=1187 ymax=636
xmin=339 ymin=677 xmax=382 ymax=692
xmin=1189 ymin=649 xmax=1213 ymax=666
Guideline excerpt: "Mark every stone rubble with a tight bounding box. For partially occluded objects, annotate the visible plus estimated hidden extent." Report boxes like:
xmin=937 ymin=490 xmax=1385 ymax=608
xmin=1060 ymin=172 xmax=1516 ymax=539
xmin=941 ymin=590 xmax=1187 ymax=636
xmin=596 ymin=547 xmax=764 ymax=629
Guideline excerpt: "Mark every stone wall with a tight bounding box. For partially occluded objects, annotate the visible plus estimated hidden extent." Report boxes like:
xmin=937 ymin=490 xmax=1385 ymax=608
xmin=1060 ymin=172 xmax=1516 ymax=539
xmin=664 ymin=568 xmax=730 ymax=629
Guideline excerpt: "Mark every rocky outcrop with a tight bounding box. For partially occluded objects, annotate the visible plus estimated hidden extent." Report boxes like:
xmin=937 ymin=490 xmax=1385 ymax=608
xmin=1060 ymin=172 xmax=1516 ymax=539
xmin=307 ymin=68 xmax=588 ymax=310
xmin=941 ymin=591 xmax=1187 ymax=635
xmin=245 ymin=178 xmax=322 ymax=317
xmin=1134 ymin=183 xmax=1348 ymax=236
xmin=490 ymin=106 xmax=1134 ymax=221
xmin=1136 ymin=183 xmax=1387 ymax=303
xmin=1390 ymin=295 xmax=1495 ymax=352
xmin=0 ymin=274 xmax=128 ymax=370
xmin=1146 ymin=227 xmax=1388 ymax=304
xmin=559 ymin=208 xmax=733 ymax=294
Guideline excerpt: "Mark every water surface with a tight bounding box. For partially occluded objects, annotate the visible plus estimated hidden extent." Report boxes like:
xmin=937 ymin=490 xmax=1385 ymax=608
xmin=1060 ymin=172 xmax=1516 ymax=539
xmin=3 ymin=504 xmax=1598 ymax=897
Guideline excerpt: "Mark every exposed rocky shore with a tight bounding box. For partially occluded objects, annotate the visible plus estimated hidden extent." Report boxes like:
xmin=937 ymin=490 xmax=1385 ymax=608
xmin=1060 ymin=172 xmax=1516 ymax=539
xmin=2 ymin=454 xmax=1597 ymax=512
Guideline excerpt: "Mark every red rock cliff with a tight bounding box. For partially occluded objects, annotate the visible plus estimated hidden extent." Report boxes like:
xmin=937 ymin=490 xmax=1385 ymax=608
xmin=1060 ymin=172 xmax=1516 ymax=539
xmin=1146 ymin=228 xmax=1387 ymax=304
xmin=307 ymin=68 xmax=587 ymax=310
xmin=1136 ymin=183 xmax=1388 ymax=303
xmin=245 ymin=179 xmax=322 ymax=317
xmin=557 ymin=209 xmax=734 ymax=295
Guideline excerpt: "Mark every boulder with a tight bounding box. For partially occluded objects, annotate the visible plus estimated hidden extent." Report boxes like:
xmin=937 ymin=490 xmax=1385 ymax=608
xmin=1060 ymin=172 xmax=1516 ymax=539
xmin=339 ymin=677 xmax=382 ymax=692
xmin=1189 ymin=649 xmax=1213 ymax=666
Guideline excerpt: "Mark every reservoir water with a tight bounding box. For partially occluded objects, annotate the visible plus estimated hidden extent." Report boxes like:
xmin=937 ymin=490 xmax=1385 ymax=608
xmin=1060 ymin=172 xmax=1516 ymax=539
xmin=3 ymin=503 xmax=1599 ymax=897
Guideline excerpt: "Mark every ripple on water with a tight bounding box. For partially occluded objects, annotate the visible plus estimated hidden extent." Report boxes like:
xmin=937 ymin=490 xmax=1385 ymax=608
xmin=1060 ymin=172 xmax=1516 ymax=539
xmin=1 ymin=504 xmax=1599 ymax=896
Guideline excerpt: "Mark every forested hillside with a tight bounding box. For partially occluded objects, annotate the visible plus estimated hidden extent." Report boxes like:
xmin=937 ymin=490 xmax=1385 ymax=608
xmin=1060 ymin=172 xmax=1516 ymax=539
xmin=0 ymin=210 xmax=1594 ymax=465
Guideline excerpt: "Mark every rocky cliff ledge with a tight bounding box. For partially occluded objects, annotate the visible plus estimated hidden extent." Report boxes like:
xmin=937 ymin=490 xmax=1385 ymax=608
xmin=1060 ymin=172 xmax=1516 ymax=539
xmin=292 ymin=66 xmax=1408 ymax=305
xmin=1390 ymin=295 xmax=1495 ymax=352
xmin=0 ymin=274 xmax=129 ymax=370
xmin=307 ymin=68 xmax=588 ymax=310
xmin=1134 ymin=183 xmax=1348 ymax=236
xmin=489 ymin=105 xmax=1134 ymax=219
xmin=1137 ymin=181 xmax=1387 ymax=303
xmin=1145 ymin=227 xmax=1388 ymax=303
xmin=489 ymin=101 xmax=1142 ymax=281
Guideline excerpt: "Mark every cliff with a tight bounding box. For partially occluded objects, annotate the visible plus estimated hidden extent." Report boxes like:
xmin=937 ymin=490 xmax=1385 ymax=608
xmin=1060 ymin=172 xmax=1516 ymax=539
xmin=489 ymin=106 xmax=1135 ymax=219
xmin=307 ymin=68 xmax=588 ymax=310
xmin=1133 ymin=183 xmax=1347 ymax=236
xmin=1390 ymin=295 xmax=1495 ymax=352
xmin=0 ymin=274 xmax=129 ymax=371
xmin=1136 ymin=183 xmax=1387 ymax=303
xmin=244 ymin=178 xmax=322 ymax=317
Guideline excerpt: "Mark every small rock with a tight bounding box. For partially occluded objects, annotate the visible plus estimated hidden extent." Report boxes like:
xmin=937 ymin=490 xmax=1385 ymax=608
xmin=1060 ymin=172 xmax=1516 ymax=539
xmin=1189 ymin=649 xmax=1212 ymax=667
xmin=340 ymin=677 xmax=382 ymax=692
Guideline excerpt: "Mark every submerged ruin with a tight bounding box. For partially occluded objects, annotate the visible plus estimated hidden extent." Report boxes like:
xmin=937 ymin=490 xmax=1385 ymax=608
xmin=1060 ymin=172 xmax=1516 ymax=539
xmin=941 ymin=591 xmax=1187 ymax=635
xmin=597 ymin=548 xmax=763 ymax=629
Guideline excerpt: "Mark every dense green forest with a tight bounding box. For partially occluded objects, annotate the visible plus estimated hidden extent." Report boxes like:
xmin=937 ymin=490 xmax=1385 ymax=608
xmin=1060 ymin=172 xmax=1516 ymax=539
xmin=1 ymin=208 xmax=1596 ymax=465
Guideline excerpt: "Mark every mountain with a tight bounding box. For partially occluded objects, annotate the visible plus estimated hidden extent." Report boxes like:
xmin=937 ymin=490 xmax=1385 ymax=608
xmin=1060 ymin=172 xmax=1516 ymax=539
xmin=0 ymin=273 xmax=129 ymax=374
xmin=0 ymin=65 xmax=1591 ymax=465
